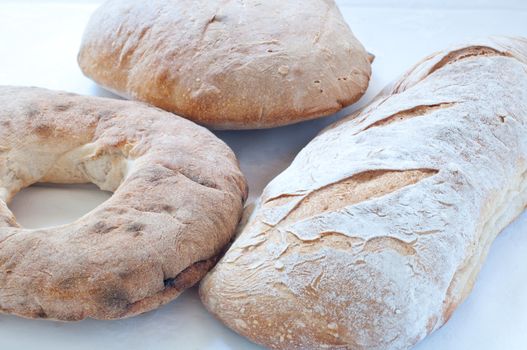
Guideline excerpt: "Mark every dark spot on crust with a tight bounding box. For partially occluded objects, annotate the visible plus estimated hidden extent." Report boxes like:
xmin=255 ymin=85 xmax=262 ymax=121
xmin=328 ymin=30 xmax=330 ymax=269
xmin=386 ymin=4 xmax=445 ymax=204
xmin=26 ymin=107 xmax=40 ymax=118
xmin=59 ymin=277 xmax=79 ymax=290
xmin=54 ymin=103 xmax=74 ymax=112
xmin=36 ymin=309 xmax=48 ymax=319
xmin=99 ymin=287 xmax=130 ymax=310
xmin=143 ymin=167 xmax=171 ymax=184
xmin=161 ymin=204 xmax=174 ymax=213
xmin=142 ymin=204 xmax=174 ymax=214
xmin=499 ymin=115 xmax=507 ymax=123
xmin=96 ymin=110 xmax=114 ymax=121
xmin=125 ymin=223 xmax=145 ymax=235
xmin=34 ymin=124 xmax=54 ymax=137
xmin=163 ymin=278 xmax=176 ymax=288
xmin=163 ymin=258 xmax=217 ymax=291
xmin=91 ymin=221 xmax=119 ymax=234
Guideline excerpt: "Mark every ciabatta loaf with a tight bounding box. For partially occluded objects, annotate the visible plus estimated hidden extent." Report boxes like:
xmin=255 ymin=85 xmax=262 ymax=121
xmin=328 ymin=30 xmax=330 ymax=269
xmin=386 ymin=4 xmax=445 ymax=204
xmin=200 ymin=37 xmax=527 ymax=349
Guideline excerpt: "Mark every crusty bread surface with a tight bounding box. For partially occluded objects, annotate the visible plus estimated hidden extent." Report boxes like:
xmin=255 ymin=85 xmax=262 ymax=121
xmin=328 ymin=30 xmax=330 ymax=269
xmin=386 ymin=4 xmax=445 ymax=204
xmin=0 ymin=86 xmax=247 ymax=321
xmin=78 ymin=0 xmax=372 ymax=129
xmin=200 ymin=37 xmax=527 ymax=349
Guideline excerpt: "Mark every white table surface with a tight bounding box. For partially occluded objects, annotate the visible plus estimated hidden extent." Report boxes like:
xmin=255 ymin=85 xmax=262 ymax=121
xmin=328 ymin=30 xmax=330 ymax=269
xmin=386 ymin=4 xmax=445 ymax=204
xmin=1 ymin=1 xmax=526 ymax=349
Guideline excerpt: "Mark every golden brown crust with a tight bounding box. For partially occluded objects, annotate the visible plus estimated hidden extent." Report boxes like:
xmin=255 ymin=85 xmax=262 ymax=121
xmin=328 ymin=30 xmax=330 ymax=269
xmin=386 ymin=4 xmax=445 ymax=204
xmin=78 ymin=0 xmax=371 ymax=129
xmin=0 ymin=86 xmax=247 ymax=321
xmin=121 ymin=258 xmax=218 ymax=319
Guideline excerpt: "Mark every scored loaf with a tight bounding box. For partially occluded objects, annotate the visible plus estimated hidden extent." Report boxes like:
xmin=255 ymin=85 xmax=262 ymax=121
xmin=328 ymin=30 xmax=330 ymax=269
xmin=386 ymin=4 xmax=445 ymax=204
xmin=78 ymin=0 xmax=372 ymax=129
xmin=200 ymin=37 xmax=527 ymax=349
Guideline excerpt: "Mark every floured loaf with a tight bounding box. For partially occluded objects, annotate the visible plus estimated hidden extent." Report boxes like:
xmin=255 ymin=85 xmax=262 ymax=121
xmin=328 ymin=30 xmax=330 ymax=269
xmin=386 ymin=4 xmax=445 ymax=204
xmin=200 ymin=37 xmax=527 ymax=349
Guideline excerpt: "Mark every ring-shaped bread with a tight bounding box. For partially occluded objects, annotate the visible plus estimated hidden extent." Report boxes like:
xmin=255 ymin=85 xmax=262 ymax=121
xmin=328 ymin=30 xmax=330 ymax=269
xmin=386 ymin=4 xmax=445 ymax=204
xmin=0 ymin=86 xmax=247 ymax=321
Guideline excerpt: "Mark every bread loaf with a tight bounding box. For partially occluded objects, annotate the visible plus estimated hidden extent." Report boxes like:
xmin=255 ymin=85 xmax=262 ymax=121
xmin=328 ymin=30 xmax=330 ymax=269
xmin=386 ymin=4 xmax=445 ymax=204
xmin=0 ymin=86 xmax=247 ymax=320
xmin=78 ymin=0 xmax=372 ymax=129
xmin=200 ymin=37 xmax=527 ymax=349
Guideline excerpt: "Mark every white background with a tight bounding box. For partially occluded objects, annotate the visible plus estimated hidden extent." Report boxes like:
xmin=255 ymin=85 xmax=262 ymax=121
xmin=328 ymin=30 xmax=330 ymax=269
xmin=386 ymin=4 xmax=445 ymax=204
xmin=0 ymin=1 xmax=526 ymax=349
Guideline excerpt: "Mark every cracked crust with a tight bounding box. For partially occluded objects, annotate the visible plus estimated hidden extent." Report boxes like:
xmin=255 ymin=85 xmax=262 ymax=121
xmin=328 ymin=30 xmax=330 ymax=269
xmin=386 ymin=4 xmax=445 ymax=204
xmin=200 ymin=37 xmax=527 ymax=349
xmin=77 ymin=0 xmax=372 ymax=129
xmin=0 ymin=86 xmax=247 ymax=321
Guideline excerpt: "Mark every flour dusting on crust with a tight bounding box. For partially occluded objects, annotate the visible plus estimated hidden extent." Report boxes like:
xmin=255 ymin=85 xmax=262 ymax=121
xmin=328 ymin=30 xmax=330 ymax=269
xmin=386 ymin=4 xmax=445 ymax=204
xmin=200 ymin=37 xmax=527 ymax=350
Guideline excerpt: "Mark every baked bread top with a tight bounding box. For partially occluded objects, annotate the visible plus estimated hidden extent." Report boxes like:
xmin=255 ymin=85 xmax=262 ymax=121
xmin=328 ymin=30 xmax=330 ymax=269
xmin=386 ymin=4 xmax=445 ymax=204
xmin=0 ymin=86 xmax=247 ymax=321
xmin=200 ymin=37 xmax=527 ymax=349
xmin=78 ymin=0 xmax=372 ymax=129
